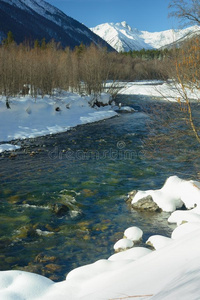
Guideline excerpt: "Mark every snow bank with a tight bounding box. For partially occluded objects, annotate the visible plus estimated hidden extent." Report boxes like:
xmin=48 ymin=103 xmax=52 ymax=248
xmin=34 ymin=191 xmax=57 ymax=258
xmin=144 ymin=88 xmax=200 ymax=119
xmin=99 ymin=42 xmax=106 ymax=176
xmin=119 ymin=80 xmax=200 ymax=101
xmin=0 ymin=270 xmax=53 ymax=299
xmin=108 ymin=247 xmax=152 ymax=261
xmin=168 ymin=210 xmax=200 ymax=225
xmin=0 ymin=91 xmax=117 ymax=152
xmin=171 ymin=222 xmax=200 ymax=239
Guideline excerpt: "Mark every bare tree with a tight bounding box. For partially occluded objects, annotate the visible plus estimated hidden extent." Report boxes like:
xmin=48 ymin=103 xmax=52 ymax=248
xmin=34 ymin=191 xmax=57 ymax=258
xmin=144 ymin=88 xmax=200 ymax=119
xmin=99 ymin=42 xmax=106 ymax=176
xmin=169 ymin=0 xmax=200 ymax=26
xmin=173 ymin=37 xmax=200 ymax=142
xmin=168 ymin=0 xmax=200 ymax=143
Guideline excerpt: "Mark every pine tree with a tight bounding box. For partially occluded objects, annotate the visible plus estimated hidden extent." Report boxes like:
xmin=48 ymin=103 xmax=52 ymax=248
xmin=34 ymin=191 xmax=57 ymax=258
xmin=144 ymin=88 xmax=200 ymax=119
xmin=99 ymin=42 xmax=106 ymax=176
xmin=2 ymin=31 xmax=15 ymax=46
xmin=34 ymin=39 xmax=40 ymax=49
xmin=41 ymin=38 xmax=46 ymax=50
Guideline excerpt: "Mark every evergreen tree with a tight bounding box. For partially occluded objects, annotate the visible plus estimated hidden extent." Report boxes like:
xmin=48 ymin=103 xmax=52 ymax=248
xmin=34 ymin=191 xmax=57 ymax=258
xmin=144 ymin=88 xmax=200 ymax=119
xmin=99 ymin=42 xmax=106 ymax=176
xmin=34 ymin=39 xmax=40 ymax=49
xmin=41 ymin=38 xmax=46 ymax=50
xmin=2 ymin=31 xmax=15 ymax=46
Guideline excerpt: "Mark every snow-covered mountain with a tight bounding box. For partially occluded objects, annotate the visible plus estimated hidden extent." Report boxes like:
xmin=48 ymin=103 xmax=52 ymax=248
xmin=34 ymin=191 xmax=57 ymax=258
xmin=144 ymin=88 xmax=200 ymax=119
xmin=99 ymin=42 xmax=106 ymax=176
xmin=0 ymin=0 xmax=114 ymax=50
xmin=91 ymin=21 xmax=200 ymax=52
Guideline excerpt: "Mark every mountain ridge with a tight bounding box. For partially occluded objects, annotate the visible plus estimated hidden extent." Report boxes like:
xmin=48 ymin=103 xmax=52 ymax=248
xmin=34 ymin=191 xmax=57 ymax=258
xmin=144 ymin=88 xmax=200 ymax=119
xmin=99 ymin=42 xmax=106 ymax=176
xmin=0 ymin=0 xmax=114 ymax=50
xmin=91 ymin=21 xmax=200 ymax=52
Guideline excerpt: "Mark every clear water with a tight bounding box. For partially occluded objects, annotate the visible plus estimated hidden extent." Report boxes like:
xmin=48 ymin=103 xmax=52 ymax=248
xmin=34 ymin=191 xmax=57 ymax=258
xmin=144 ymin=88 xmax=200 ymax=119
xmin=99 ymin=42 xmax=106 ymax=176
xmin=0 ymin=95 xmax=199 ymax=281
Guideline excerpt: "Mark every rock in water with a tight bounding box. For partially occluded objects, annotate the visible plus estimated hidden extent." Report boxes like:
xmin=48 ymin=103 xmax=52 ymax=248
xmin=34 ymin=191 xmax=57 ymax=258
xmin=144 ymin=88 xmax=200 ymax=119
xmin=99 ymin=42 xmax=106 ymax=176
xmin=50 ymin=203 xmax=70 ymax=216
xmin=132 ymin=195 xmax=161 ymax=212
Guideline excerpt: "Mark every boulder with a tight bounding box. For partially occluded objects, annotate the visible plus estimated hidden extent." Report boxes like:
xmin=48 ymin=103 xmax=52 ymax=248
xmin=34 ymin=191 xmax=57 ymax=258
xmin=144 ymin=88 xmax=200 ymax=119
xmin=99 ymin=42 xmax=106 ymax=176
xmin=131 ymin=195 xmax=162 ymax=212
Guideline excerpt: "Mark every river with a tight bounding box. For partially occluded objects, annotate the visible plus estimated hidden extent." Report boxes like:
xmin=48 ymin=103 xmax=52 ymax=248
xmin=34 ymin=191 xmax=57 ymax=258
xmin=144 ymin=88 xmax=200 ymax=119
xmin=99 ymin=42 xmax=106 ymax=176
xmin=0 ymin=94 xmax=199 ymax=281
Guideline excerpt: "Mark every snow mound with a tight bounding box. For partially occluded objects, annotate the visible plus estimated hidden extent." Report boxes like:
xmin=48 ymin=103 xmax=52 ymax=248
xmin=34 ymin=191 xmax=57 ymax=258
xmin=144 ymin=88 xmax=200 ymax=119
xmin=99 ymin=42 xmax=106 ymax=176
xmin=0 ymin=270 xmax=53 ymax=299
xmin=168 ymin=210 xmax=200 ymax=225
xmin=131 ymin=175 xmax=200 ymax=212
xmin=113 ymin=238 xmax=134 ymax=251
xmin=146 ymin=235 xmax=173 ymax=250
xmin=124 ymin=226 xmax=143 ymax=241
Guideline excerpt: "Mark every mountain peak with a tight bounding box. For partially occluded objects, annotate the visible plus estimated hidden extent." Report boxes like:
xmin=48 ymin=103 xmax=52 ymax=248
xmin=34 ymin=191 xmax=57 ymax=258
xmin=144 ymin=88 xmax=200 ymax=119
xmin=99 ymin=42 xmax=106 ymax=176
xmin=91 ymin=22 xmax=200 ymax=52
xmin=118 ymin=21 xmax=131 ymax=30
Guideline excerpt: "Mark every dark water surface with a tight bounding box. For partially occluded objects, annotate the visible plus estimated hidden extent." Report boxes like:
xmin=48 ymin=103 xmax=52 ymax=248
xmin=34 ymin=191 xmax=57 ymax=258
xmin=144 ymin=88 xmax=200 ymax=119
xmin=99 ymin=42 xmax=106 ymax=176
xmin=0 ymin=94 xmax=199 ymax=281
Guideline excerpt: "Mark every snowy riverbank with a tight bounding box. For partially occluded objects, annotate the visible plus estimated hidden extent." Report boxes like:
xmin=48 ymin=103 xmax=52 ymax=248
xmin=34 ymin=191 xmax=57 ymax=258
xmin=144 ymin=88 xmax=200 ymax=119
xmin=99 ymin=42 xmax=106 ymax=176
xmin=1 ymin=80 xmax=199 ymax=153
xmin=119 ymin=79 xmax=200 ymax=101
xmin=0 ymin=91 xmax=118 ymax=153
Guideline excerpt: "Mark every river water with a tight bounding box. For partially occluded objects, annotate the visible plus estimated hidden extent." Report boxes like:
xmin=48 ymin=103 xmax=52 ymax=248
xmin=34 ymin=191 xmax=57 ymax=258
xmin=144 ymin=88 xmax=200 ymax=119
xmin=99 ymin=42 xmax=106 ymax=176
xmin=0 ymin=94 xmax=199 ymax=281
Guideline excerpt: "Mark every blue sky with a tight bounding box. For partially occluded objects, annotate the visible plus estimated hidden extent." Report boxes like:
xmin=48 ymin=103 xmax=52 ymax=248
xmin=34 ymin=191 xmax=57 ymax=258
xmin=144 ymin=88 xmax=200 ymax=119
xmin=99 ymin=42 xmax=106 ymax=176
xmin=46 ymin=0 xmax=179 ymax=32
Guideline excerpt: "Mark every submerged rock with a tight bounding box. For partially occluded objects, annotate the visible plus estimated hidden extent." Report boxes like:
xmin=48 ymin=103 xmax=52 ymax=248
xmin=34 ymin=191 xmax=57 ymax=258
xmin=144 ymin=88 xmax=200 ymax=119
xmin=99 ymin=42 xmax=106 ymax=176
xmin=51 ymin=191 xmax=83 ymax=219
xmin=45 ymin=263 xmax=62 ymax=273
xmin=13 ymin=225 xmax=37 ymax=240
xmin=0 ymin=238 xmax=11 ymax=250
xmin=35 ymin=253 xmax=57 ymax=264
xmin=50 ymin=203 xmax=70 ymax=216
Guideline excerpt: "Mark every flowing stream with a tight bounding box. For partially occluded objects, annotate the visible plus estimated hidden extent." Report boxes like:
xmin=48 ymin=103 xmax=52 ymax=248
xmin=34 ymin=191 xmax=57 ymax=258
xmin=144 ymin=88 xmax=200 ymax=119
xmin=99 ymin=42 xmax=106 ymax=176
xmin=0 ymin=94 xmax=199 ymax=281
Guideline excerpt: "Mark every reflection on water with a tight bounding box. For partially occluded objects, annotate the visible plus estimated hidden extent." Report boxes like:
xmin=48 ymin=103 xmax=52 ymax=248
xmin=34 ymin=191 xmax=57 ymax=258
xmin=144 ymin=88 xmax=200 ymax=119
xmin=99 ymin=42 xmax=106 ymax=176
xmin=0 ymin=95 xmax=199 ymax=281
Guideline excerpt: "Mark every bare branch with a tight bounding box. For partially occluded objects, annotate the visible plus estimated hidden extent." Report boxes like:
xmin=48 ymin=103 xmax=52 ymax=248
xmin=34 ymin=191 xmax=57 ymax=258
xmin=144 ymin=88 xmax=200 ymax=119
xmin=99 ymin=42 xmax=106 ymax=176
xmin=169 ymin=0 xmax=200 ymax=26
